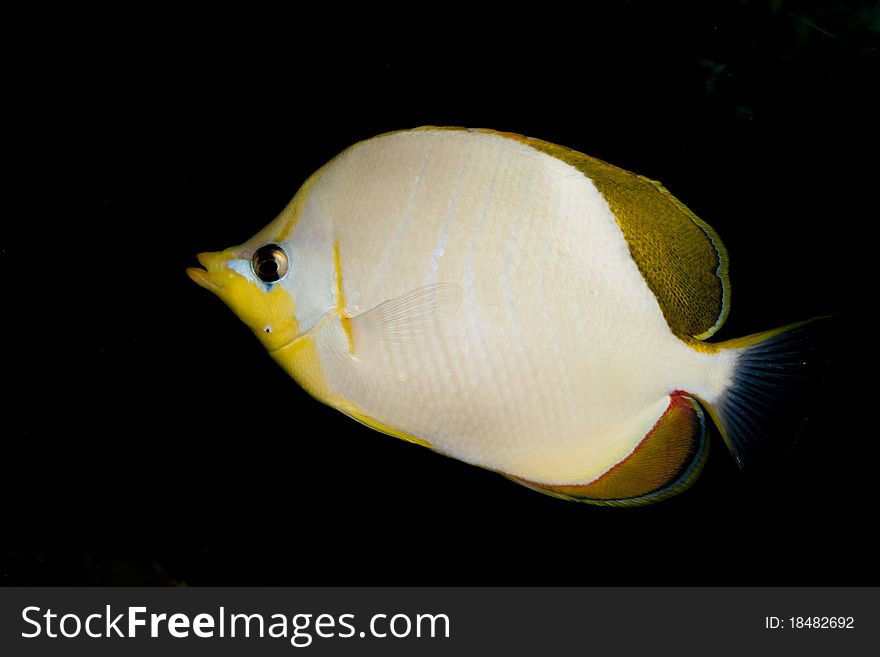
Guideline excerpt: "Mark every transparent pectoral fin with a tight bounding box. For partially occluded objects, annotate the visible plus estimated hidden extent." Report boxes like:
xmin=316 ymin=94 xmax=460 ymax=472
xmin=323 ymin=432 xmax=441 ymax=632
xmin=342 ymin=283 xmax=463 ymax=359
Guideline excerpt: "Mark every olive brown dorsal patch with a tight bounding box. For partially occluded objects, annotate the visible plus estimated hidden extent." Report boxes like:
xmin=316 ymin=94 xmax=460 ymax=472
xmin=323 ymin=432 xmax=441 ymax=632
xmin=489 ymin=131 xmax=731 ymax=341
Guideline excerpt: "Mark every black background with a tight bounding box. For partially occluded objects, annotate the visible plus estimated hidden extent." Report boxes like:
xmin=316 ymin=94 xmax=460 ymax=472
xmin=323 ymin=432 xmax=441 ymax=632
xmin=4 ymin=2 xmax=876 ymax=585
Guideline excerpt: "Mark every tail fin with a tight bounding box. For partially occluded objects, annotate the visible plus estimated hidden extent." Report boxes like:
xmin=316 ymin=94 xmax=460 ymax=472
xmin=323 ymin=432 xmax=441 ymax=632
xmin=706 ymin=317 xmax=832 ymax=480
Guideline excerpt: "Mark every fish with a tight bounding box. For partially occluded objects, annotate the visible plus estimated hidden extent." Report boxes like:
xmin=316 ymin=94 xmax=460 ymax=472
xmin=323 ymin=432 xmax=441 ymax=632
xmin=187 ymin=126 xmax=826 ymax=505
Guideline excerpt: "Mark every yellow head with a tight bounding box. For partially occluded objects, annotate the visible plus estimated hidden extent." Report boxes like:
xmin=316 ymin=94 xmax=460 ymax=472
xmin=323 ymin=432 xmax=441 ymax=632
xmin=186 ymin=162 xmax=340 ymax=362
xmin=187 ymin=244 xmax=299 ymax=353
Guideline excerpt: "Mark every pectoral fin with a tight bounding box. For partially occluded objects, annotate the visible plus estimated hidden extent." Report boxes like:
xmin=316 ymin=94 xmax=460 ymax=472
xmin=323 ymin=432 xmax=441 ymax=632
xmin=342 ymin=283 xmax=462 ymax=359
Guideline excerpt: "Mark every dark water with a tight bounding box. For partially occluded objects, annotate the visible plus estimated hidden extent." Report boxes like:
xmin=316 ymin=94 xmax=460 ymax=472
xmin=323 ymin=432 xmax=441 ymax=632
xmin=4 ymin=2 xmax=876 ymax=584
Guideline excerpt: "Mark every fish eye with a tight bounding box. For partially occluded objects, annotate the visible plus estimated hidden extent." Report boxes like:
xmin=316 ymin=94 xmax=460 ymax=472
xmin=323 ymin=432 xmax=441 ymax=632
xmin=251 ymin=244 xmax=289 ymax=283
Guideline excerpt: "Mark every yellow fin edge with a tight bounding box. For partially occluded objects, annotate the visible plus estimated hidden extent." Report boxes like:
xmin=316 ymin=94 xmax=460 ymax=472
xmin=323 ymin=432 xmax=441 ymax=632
xmin=638 ymin=176 xmax=731 ymax=340
xmin=341 ymin=407 xmax=434 ymax=450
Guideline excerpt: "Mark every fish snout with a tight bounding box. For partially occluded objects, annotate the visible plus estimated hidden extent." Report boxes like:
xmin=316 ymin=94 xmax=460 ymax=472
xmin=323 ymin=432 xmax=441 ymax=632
xmin=187 ymin=250 xmax=233 ymax=292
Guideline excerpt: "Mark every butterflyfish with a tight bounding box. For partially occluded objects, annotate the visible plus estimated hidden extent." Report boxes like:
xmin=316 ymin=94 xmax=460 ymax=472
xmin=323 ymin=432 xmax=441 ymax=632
xmin=188 ymin=127 xmax=826 ymax=505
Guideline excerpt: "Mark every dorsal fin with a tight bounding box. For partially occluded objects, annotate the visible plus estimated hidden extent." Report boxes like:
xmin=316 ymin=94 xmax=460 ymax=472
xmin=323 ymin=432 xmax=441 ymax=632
xmin=409 ymin=127 xmax=731 ymax=340
xmin=510 ymin=135 xmax=730 ymax=340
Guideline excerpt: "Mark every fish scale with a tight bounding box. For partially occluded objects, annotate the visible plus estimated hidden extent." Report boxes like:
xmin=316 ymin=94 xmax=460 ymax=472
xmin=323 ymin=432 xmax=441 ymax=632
xmin=188 ymin=126 xmax=827 ymax=505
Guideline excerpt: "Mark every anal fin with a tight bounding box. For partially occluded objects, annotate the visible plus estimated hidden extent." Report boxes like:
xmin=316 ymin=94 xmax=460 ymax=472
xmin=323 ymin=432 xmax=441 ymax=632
xmin=508 ymin=394 xmax=708 ymax=506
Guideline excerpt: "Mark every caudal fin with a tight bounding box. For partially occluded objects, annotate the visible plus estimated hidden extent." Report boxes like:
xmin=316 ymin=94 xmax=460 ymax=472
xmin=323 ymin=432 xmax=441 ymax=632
xmin=707 ymin=317 xmax=831 ymax=480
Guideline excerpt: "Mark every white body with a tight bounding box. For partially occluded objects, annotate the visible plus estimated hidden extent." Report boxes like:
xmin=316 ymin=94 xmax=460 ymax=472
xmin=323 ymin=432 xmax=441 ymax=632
xmin=278 ymin=130 xmax=735 ymax=485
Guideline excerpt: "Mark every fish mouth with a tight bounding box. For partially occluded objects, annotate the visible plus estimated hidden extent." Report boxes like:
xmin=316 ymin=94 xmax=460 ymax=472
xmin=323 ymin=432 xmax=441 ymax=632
xmin=186 ymin=252 xmax=224 ymax=291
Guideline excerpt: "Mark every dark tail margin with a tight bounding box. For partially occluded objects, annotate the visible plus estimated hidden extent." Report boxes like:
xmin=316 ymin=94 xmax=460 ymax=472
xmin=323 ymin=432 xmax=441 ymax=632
xmin=705 ymin=316 xmax=832 ymax=482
